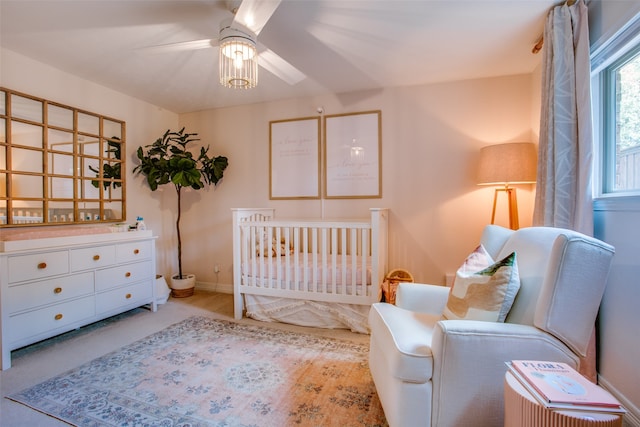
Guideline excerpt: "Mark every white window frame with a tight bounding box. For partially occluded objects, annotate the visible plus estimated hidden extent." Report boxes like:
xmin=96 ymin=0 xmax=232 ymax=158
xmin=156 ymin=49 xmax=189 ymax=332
xmin=592 ymin=14 xmax=640 ymax=202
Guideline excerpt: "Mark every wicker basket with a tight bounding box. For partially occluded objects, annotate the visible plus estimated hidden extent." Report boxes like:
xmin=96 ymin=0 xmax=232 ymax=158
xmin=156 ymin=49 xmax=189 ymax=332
xmin=171 ymin=287 xmax=194 ymax=298
xmin=381 ymin=268 xmax=414 ymax=304
xmin=169 ymin=274 xmax=196 ymax=298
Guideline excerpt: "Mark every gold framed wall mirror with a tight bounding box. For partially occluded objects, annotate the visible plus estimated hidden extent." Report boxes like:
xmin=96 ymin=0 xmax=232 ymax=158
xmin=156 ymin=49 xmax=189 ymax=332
xmin=0 ymin=87 xmax=125 ymax=227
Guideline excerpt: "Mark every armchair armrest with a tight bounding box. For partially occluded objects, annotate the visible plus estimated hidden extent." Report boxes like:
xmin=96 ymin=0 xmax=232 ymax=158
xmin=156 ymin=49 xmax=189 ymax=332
xmin=429 ymin=320 xmax=579 ymax=427
xmin=395 ymin=282 xmax=449 ymax=315
xmin=432 ymin=320 xmax=579 ymax=367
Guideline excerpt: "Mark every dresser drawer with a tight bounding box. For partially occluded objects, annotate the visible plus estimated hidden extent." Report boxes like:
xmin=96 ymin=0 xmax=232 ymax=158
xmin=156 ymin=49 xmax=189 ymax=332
xmin=116 ymin=240 xmax=152 ymax=263
xmin=8 ymin=251 xmax=69 ymax=283
xmin=1 ymin=234 xmax=157 ymax=370
xmin=70 ymin=245 xmax=116 ymax=271
xmin=95 ymin=260 xmax=153 ymax=291
xmin=8 ymin=272 xmax=94 ymax=314
xmin=7 ymin=295 xmax=95 ymax=344
xmin=96 ymin=280 xmax=153 ymax=315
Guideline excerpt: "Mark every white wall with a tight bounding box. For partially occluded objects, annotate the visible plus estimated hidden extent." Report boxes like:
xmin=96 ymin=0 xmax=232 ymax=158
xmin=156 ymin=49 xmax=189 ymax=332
xmin=595 ymin=201 xmax=640 ymax=426
xmin=0 ymin=48 xmax=180 ymax=276
xmin=1 ymin=47 xmax=536 ymax=288
xmin=177 ymin=74 xmax=536 ymax=290
xmin=589 ymin=1 xmax=640 ymax=425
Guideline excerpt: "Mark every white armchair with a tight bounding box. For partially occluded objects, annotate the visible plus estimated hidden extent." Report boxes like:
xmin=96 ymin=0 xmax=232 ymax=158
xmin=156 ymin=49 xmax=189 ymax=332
xmin=368 ymin=225 xmax=615 ymax=427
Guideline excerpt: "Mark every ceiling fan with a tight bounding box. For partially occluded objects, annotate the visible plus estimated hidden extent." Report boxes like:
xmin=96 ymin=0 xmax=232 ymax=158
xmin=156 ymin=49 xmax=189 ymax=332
xmin=141 ymin=0 xmax=305 ymax=87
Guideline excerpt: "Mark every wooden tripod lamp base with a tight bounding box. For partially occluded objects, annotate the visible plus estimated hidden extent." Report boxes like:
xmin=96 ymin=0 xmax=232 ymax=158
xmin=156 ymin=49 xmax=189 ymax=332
xmin=491 ymin=186 xmax=519 ymax=230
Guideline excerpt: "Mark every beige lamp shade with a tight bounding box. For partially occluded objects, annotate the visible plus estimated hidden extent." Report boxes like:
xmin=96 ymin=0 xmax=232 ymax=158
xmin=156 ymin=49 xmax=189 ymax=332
xmin=477 ymin=142 xmax=537 ymax=186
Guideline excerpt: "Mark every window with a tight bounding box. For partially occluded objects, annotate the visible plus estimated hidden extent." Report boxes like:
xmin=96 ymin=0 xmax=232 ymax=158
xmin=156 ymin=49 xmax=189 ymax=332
xmin=593 ymin=15 xmax=640 ymax=197
xmin=602 ymin=47 xmax=640 ymax=193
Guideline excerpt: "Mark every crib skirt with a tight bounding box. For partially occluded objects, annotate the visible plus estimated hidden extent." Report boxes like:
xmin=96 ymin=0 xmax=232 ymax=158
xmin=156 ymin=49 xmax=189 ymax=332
xmin=244 ymin=294 xmax=371 ymax=334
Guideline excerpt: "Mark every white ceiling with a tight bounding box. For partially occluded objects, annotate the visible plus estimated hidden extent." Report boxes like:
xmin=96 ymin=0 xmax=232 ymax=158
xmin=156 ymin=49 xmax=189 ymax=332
xmin=0 ymin=0 xmax=557 ymax=114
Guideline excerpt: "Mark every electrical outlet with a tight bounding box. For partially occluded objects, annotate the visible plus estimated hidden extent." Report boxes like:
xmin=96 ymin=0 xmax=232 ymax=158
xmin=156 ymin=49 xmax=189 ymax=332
xmin=214 ymin=264 xmax=220 ymax=273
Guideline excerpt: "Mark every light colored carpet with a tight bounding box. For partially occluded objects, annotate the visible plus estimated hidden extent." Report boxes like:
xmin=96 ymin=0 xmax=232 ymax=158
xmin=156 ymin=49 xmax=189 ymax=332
xmin=8 ymin=316 xmax=387 ymax=426
xmin=0 ymin=291 xmax=381 ymax=426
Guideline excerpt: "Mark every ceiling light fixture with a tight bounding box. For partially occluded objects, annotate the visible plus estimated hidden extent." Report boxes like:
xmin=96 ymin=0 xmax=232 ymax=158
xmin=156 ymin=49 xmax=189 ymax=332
xmin=219 ymin=26 xmax=258 ymax=89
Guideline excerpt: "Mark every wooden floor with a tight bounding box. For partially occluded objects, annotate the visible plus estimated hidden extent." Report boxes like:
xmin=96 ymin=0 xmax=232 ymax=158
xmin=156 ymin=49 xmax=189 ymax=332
xmin=0 ymin=290 xmax=370 ymax=426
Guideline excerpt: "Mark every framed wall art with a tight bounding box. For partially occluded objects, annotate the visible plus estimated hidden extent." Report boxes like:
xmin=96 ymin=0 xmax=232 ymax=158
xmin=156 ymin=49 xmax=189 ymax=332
xmin=269 ymin=116 xmax=321 ymax=199
xmin=324 ymin=110 xmax=381 ymax=198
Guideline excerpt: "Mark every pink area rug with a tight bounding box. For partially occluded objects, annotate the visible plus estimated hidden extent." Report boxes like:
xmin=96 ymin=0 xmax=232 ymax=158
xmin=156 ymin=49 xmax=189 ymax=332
xmin=7 ymin=316 xmax=387 ymax=426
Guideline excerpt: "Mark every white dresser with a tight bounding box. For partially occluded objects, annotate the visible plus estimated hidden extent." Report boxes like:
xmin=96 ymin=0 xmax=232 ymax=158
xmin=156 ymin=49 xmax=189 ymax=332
xmin=0 ymin=230 xmax=157 ymax=369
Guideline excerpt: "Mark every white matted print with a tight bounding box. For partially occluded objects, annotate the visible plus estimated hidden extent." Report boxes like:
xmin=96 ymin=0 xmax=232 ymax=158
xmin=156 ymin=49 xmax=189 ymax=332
xmin=324 ymin=110 xmax=381 ymax=198
xmin=270 ymin=117 xmax=321 ymax=199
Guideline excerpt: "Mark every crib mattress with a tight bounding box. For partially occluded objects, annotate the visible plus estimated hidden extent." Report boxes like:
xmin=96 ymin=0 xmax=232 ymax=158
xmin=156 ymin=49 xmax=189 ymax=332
xmin=241 ymin=255 xmax=372 ymax=289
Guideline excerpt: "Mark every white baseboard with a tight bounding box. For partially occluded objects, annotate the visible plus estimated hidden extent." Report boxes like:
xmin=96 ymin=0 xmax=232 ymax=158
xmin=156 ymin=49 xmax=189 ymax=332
xmin=598 ymin=375 xmax=640 ymax=427
xmin=195 ymin=280 xmax=233 ymax=294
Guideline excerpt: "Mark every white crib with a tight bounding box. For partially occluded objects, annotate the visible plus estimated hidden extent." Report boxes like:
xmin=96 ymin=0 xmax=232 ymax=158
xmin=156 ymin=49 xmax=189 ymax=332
xmin=232 ymin=208 xmax=389 ymax=333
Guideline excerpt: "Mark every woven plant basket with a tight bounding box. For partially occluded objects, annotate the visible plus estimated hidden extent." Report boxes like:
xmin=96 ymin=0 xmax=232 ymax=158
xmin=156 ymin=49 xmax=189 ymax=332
xmin=170 ymin=273 xmax=196 ymax=298
xmin=381 ymin=268 xmax=414 ymax=305
xmin=171 ymin=287 xmax=194 ymax=298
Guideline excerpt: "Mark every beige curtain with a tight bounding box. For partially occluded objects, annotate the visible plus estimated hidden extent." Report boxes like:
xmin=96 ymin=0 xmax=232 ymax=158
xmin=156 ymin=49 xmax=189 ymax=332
xmin=534 ymin=0 xmax=593 ymax=236
xmin=535 ymin=0 xmax=597 ymax=382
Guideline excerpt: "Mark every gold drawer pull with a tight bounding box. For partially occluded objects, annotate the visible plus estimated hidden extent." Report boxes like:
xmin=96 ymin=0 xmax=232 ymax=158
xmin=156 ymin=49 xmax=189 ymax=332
xmin=54 ymin=287 xmax=63 ymax=294
xmin=37 ymin=262 xmax=47 ymax=269
xmin=126 ymin=293 xmax=132 ymax=299
xmin=125 ymin=272 xmax=131 ymax=277
xmin=54 ymin=313 xmax=63 ymax=320
xmin=93 ymin=254 xmax=100 ymax=261
xmin=133 ymin=249 xmax=140 ymax=254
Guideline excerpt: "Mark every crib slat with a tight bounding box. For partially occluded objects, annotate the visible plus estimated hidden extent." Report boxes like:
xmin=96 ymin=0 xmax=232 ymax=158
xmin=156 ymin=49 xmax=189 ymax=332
xmin=350 ymin=227 xmax=358 ymax=296
xmin=362 ymin=228 xmax=369 ymax=296
xmin=242 ymin=225 xmax=249 ymax=286
xmin=283 ymin=227 xmax=291 ymax=290
xmin=311 ymin=228 xmax=318 ymax=292
xmin=330 ymin=227 xmax=337 ymax=295
xmin=251 ymin=225 xmax=258 ymax=287
xmin=273 ymin=226 xmax=278 ymax=288
xmin=321 ymin=228 xmax=328 ymax=293
xmin=293 ymin=227 xmax=300 ymax=291
xmin=303 ymin=228 xmax=309 ymax=292
xmin=258 ymin=225 xmax=265 ymax=288
xmin=341 ymin=227 xmax=347 ymax=295
xmin=265 ymin=226 xmax=272 ymax=288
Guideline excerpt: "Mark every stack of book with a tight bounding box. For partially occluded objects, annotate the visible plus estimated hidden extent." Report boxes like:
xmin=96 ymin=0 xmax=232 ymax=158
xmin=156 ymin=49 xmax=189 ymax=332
xmin=506 ymin=360 xmax=625 ymax=414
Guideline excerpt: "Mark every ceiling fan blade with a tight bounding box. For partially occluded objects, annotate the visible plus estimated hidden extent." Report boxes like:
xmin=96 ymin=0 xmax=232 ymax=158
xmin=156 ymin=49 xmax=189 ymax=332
xmin=258 ymin=48 xmax=305 ymax=85
xmin=233 ymin=0 xmax=281 ymax=35
xmin=137 ymin=38 xmax=217 ymax=54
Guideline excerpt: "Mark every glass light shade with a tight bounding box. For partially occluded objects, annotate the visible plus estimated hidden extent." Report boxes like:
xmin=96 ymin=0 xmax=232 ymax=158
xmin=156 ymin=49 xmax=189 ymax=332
xmin=219 ymin=37 xmax=258 ymax=89
xmin=477 ymin=142 xmax=537 ymax=186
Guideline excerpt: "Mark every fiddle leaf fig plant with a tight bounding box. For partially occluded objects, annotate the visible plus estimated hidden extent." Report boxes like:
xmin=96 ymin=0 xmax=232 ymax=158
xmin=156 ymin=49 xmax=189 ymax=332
xmin=133 ymin=127 xmax=228 ymax=279
xmin=89 ymin=137 xmax=122 ymax=190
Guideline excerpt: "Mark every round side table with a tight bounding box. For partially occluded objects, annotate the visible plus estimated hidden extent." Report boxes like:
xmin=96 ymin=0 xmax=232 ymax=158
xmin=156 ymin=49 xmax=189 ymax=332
xmin=504 ymin=371 xmax=623 ymax=427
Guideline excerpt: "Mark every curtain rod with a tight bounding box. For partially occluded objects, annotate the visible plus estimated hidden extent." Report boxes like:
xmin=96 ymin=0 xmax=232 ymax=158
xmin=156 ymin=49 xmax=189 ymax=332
xmin=532 ymin=0 xmax=578 ymax=54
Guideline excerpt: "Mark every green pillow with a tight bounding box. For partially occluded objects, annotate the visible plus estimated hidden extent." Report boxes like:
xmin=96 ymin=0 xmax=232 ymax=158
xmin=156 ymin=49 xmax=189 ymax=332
xmin=442 ymin=251 xmax=520 ymax=322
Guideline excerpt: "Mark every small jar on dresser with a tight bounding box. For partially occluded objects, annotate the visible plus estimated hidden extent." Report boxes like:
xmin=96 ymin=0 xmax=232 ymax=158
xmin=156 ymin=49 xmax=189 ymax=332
xmin=0 ymin=230 xmax=157 ymax=370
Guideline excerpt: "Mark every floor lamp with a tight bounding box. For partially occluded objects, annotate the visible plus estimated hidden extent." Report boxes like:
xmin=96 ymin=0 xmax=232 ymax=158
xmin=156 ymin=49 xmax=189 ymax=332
xmin=477 ymin=142 xmax=537 ymax=230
